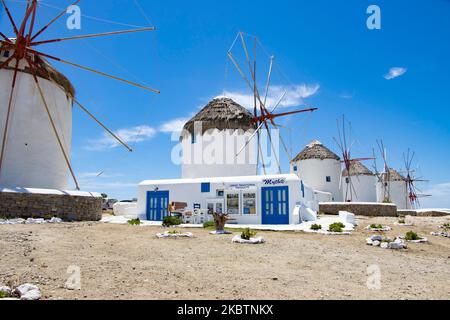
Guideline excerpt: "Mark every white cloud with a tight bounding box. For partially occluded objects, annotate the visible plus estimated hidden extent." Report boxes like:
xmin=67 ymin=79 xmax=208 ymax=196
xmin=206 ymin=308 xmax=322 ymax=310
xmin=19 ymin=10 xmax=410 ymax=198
xmin=420 ymin=182 xmax=450 ymax=209
xmin=384 ymin=67 xmax=407 ymax=80
xmin=221 ymin=83 xmax=320 ymax=110
xmin=86 ymin=125 xmax=156 ymax=151
xmin=159 ymin=117 xmax=190 ymax=133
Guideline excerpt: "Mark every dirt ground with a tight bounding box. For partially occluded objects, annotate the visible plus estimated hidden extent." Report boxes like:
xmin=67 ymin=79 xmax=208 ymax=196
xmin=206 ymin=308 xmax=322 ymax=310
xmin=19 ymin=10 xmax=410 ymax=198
xmin=1 ymin=215 xmax=449 ymax=300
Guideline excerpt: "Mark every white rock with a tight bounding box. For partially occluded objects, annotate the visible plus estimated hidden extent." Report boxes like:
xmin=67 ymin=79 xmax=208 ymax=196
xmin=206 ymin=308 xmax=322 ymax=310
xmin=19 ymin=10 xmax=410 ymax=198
xmin=7 ymin=218 xmax=25 ymax=224
xmin=0 ymin=286 xmax=12 ymax=297
xmin=26 ymin=218 xmax=46 ymax=224
xmin=366 ymin=238 xmax=373 ymax=245
xmin=380 ymin=242 xmax=389 ymax=249
xmin=372 ymin=240 xmax=381 ymax=247
xmin=370 ymin=235 xmax=383 ymax=241
xmin=232 ymin=235 xmax=265 ymax=244
xmin=49 ymin=217 xmax=63 ymax=223
xmin=20 ymin=289 xmax=41 ymax=300
xmin=14 ymin=284 xmax=41 ymax=300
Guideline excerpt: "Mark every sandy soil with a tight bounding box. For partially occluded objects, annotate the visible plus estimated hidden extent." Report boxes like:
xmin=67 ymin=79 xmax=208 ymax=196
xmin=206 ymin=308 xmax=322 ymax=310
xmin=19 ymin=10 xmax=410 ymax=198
xmin=0 ymin=215 xmax=449 ymax=300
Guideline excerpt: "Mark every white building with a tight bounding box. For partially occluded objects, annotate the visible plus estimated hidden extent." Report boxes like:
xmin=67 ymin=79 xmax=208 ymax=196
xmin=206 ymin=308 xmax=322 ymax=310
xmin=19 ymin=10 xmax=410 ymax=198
xmin=0 ymin=48 xmax=74 ymax=190
xmin=290 ymin=140 xmax=343 ymax=202
xmin=376 ymin=168 xmax=410 ymax=210
xmin=341 ymin=161 xmax=377 ymax=202
xmin=180 ymin=97 xmax=257 ymax=179
xmin=137 ymin=174 xmax=314 ymax=225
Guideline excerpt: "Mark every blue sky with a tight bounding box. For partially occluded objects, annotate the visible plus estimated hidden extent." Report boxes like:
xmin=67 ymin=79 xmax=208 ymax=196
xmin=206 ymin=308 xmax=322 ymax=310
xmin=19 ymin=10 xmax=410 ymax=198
xmin=1 ymin=0 xmax=450 ymax=207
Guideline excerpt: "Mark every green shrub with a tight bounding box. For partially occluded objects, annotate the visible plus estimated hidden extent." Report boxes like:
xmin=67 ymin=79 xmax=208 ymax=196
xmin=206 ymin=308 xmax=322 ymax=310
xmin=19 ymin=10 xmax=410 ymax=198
xmin=442 ymin=223 xmax=450 ymax=229
xmin=241 ymin=228 xmax=257 ymax=240
xmin=0 ymin=291 xmax=8 ymax=299
xmin=162 ymin=216 xmax=181 ymax=227
xmin=310 ymin=224 xmax=322 ymax=231
xmin=404 ymin=231 xmax=421 ymax=241
xmin=168 ymin=230 xmax=180 ymax=235
xmin=328 ymin=222 xmax=345 ymax=233
xmin=370 ymin=224 xmax=383 ymax=229
xmin=127 ymin=218 xmax=141 ymax=226
xmin=203 ymin=221 xmax=215 ymax=228
xmin=398 ymin=219 xmax=406 ymax=224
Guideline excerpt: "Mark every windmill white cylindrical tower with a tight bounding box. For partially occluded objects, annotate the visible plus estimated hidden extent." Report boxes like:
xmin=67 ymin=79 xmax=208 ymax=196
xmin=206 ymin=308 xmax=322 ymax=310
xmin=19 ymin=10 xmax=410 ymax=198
xmin=0 ymin=49 xmax=74 ymax=190
xmin=341 ymin=161 xmax=376 ymax=202
xmin=290 ymin=140 xmax=342 ymax=202
xmin=180 ymin=97 xmax=257 ymax=179
xmin=376 ymin=168 xmax=411 ymax=209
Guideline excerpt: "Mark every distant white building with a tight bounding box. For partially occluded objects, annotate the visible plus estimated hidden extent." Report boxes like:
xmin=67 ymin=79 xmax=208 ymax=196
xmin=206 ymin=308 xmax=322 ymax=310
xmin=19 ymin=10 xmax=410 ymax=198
xmin=180 ymin=97 xmax=257 ymax=179
xmin=138 ymin=174 xmax=316 ymax=225
xmin=341 ymin=161 xmax=377 ymax=202
xmin=376 ymin=168 xmax=410 ymax=210
xmin=290 ymin=140 xmax=342 ymax=202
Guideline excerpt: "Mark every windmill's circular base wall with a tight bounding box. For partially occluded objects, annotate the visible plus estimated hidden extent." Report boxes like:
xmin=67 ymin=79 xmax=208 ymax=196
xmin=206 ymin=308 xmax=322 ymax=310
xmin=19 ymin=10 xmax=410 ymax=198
xmin=319 ymin=202 xmax=398 ymax=217
xmin=0 ymin=191 xmax=102 ymax=221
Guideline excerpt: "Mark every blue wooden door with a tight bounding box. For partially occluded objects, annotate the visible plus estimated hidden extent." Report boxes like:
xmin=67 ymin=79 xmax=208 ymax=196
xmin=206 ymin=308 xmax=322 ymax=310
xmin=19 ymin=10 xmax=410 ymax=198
xmin=146 ymin=191 xmax=169 ymax=221
xmin=261 ymin=186 xmax=289 ymax=225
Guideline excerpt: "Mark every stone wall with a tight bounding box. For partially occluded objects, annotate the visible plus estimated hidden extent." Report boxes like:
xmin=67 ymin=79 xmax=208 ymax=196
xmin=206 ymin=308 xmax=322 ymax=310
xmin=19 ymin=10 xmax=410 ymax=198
xmin=398 ymin=209 xmax=450 ymax=217
xmin=0 ymin=191 xmax=102 ymax=221
xmin=319 ymin=202 xmax=398 ymax=217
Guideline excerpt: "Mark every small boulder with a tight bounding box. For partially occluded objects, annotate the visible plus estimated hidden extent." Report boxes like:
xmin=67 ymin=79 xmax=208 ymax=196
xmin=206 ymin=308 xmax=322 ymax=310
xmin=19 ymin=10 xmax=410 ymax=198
xmin=370 ymin=235 xmax=383 ymax=242
xmin=380 ymin=242 xmax=389 ymax=249
xmin=372 ymin=240 xmax=381 ymax=247
xmin=14 ymin=284 xmax=41 ymax=300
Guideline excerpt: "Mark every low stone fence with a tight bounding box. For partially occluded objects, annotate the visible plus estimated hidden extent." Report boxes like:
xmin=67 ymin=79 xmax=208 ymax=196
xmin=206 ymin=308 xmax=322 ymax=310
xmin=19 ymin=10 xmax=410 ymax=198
xmin=319 ymin=202 xmax=398 ymax=217
xmin=0 ymin=191 xmax=102 ymax=221
xmin=398 ymin=209 xmax=450 ymax=217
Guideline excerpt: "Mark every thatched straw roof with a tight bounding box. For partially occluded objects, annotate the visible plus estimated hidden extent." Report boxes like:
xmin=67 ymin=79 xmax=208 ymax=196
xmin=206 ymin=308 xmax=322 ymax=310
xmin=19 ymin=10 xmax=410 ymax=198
xmin=2 ymin=49 xmax=75 ymax=97
xmin=342 ymin=161 xmax=374 ymax=176
xmin=292 ymin=140 xmax=340 ymax=162
xmin=32 ymin=55 xmax=75 ymax=97
xmin=381 ymin=168 xmax=405 ymax=182
xmin=182 ymin=97 xmax=255 ymax=135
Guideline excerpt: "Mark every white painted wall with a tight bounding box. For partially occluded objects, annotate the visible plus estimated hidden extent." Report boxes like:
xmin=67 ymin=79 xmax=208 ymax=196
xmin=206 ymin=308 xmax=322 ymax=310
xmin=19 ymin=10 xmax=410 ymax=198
xmin=137 ymin=174 xmax=307 ymax=225
xmin=291 ymin=159 xmax=342 ymax=202
xmin=0 ymin=60 xmax=72 ymax=190
xmin=376 ymin=181 xmax=411 ymax=210
xmin=181 ymin=129 xmax=258 ymax=179
xmin=341 ymin=175 xmax=377 ymax=202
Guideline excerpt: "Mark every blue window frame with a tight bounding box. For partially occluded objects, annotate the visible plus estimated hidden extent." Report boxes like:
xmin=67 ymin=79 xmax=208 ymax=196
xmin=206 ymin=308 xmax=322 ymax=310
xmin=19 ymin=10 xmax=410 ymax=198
xmin=326 ymin=176 xmax=331 ymax=182
xmin=293 ymin=165 xmax=298 ymax=172
xmin=191 ymin=133 xmax=197 ymax=144
xmin=201 ymin=182 xmax=210 ymax=193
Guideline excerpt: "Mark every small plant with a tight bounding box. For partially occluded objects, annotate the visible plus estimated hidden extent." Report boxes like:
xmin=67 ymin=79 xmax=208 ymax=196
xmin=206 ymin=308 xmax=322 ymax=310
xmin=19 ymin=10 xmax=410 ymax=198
xmin=442 ymin=223 xmax=450 ymax=229
xmin=241 ymin=228 xmax=257 ymax=240
xmin=310 ymin=224 xmax=322 ymax=231
xmin=168 ymin=230 xmax=180 ymax=235
xmin=370 ymin=224 xmax=383 ymax=229
xmin=328 ymin=222 xmax=345 ymax=233
xmin=404 ymin=231 xmax=422 ymax=241
xmin=127 ymin=218 xmax=141 ymax=226
xmin=0 ymin=291 xmax=8 ymax=299
xmin=398 ymin=219 xmax=406 ymax=224
xmin=382 ymin=197 xmax=392 ymax=204
xmin=203 ymin=221 xmax=215 ymax=228
xmin=162 ymin=216 xmax=182 ymax=227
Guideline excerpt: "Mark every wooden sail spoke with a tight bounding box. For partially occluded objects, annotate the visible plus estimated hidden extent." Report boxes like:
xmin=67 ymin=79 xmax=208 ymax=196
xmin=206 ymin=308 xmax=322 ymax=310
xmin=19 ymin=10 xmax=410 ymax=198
xmin=0 ymin=60 xmax=20 ymax=174
xmin=72 ymin=98 xmax=133 ymax=152
xmin=1 ymin=0 xmax=19 ymax=35
xmin=24 ymin=56 xmax=80 ymax=190
xmin=31 ymin=27 xmax=156 ymax=46
xmin=0 ymin=55 xmax=16 ymax=70
xmin=27 ymin=48 xmax=160 ymax=93
xmin=31 ymin=0 xmax=82 ymax=41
